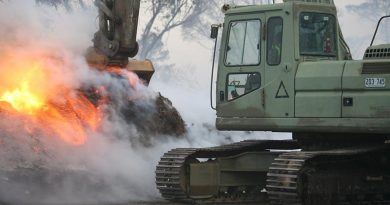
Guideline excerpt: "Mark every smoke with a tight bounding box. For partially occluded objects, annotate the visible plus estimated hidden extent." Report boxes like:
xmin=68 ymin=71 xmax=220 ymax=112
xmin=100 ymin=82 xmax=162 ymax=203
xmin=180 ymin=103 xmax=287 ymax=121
xmin=0 ymin=1 xmax=289 ymax=204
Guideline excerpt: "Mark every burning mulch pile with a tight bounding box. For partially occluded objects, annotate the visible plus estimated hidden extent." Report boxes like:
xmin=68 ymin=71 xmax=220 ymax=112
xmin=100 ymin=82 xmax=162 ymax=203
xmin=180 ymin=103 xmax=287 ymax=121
xmin=0 ymin=2 xmax=188 ymax=203
xmin=125 ymin=93 xmax=186 ymax=141
xmin=155 ymin=94 xmax=186 ymax=136
xmin=0 ymin=47 xmax=187 ymax=204
xmin=104 ymin=90 xmax=187 ymax=146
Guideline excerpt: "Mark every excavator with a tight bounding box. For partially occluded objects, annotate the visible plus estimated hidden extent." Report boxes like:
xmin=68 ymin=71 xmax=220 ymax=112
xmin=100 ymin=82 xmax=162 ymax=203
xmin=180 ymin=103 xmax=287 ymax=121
xmin=155 ymin=0 xmax=390 ymax=204
xmin=84 ymin=0 xmax=390 ymax=204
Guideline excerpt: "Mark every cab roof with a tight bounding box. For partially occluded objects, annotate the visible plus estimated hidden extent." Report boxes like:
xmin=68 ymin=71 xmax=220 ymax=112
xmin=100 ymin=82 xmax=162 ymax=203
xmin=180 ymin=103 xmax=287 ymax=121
xmin=225 ymin=1 xmax=335 ymax=15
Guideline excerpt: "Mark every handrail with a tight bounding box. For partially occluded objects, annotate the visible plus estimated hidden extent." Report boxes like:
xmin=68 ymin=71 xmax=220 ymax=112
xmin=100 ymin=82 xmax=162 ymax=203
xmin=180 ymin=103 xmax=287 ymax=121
xmin=370 ymin=15 xmax=390 ymax=46
xmin=210 ymin=24 xmax=221 ymax=110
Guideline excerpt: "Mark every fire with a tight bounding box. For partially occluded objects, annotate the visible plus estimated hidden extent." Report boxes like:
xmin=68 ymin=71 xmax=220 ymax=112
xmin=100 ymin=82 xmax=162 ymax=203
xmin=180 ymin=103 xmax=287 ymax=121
xmin=1 ymin=82 xmax=45 ymax=114
xmin=0 ymin=50 xmax=102 ymax=145
xmin=37 ymin=92 xmax=100 ymax=145
xmin=106 ymin=66 xmax=143 ymax=88
xmin=0 ymin=64 xmax=46 ymax=114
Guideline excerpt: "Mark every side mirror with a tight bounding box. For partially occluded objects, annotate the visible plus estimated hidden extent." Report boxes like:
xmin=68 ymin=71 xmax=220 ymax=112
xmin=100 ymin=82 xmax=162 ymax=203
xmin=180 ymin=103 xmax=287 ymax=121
xmin=210 ymin=24 xmax=220 ymax=39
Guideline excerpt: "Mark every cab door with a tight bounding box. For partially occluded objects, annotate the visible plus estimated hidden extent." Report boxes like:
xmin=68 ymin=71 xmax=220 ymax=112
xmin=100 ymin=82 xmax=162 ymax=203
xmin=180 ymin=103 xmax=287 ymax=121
xmin=264 ymin=14 xmax=295 ymax=117
xmin=216 ymin=13 xmax=266 ymax=118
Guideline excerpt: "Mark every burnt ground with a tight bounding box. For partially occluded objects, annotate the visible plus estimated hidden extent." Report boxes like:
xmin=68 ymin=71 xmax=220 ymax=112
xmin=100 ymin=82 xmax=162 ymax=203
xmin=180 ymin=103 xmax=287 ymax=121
xmin=109 ymin=203 xmax=181 ymax=205
xmin=0 ymin=202 xmax=180 ymax=205
xmin=0 ymin=202 xmax=268 ymax=205
xmin=0 ymin=202 xmax=266 ymax=205
xmin=111 ymin=202 xmax=267 ymax=205
xmin=100 ymin=202 xmax=264 ymax=205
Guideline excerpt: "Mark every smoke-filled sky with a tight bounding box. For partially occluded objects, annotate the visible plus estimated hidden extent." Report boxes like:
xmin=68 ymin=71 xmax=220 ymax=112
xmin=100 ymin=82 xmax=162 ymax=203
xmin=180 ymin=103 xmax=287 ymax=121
xmin=0 ymin=0 xmax=384 ymax=204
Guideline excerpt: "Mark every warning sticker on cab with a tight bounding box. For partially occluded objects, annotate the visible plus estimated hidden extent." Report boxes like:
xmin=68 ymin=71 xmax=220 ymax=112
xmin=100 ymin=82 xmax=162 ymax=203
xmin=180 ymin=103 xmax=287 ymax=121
xmin=364 ymin=78 xmax=386 ymax=88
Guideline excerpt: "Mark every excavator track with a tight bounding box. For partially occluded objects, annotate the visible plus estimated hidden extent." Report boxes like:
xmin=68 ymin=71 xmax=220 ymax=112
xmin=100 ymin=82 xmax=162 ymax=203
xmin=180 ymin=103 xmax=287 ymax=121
xmin=267 ymin=145 xmax=390 ymax=205
xmin=156 ymin=140 xmax=299 ymax=203
xmin=267 ymin=152 xmax=312 ymax=205
xmin=157 ymin=141 xmax=390 ymax=204
xmin=156 ymin=148 xmax=197 ymax=203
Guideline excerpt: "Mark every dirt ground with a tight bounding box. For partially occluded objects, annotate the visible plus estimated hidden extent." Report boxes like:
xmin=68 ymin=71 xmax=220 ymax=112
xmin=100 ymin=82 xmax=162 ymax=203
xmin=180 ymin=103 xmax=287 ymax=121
xmin=119 ymin=202 xmax=266 ymax=205
xmin=121 ymin=203 xmax=181 ymax=205
xmin=113 ymin=203 xmax=262 ymax=205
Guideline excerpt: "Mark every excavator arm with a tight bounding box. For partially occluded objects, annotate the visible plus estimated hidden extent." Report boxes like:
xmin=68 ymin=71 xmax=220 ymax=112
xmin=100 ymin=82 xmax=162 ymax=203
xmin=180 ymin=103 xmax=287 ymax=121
xmin=86 ymin=0 xmax=154 ymax=83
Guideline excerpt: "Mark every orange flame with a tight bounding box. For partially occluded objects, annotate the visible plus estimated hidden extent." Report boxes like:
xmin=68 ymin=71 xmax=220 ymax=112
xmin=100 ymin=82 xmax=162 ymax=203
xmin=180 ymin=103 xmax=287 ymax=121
xmin=1 ymin=82 xmax=45 ymax=114
xmin=0 ymin=51 xmax=101 ymax=145
xmin=106 ymin=66 xmax=142 ymax=88
xmin=0 ymin=63 xmax=47 ymax=114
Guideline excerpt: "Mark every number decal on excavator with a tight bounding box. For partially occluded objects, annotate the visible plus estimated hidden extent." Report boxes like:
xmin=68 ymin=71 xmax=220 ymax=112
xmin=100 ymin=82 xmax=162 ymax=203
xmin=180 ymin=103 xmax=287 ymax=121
xmin=365 ymin=78 xmax=386 ymax=88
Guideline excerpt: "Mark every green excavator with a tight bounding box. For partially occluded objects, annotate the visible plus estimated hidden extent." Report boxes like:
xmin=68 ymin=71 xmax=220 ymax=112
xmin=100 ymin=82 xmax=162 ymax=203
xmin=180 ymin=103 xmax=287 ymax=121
xmin=156 ymin=0 xmax=390 ymax=204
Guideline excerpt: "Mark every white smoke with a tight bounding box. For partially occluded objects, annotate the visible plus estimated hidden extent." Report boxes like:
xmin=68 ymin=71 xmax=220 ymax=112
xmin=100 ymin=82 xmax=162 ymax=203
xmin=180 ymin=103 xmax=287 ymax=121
xmin=0 ymin=1 xmax=290 ymax=204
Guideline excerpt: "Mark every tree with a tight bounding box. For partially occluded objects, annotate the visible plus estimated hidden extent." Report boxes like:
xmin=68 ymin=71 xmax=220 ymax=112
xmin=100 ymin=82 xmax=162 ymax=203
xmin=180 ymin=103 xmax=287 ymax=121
xmin=138 ymin=0 xmax=269 ymax=60
xmin=137 ymin=0 xmax=207 ymax=60
xmin=28 ymin=0 xmax=207 ymax=62
xmin=23 ymin=0 xmax=268 ymax=60
xmin=5 ymin=0 xmax=269 ymax=81
xmin=181 ymin=0 xmax=269 ymax=44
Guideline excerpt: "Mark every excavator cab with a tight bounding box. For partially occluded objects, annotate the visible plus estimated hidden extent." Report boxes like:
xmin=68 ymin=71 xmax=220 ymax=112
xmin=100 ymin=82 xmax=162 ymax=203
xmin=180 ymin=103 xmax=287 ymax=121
xmin=213 ymin=0 xmax=390 ymax=136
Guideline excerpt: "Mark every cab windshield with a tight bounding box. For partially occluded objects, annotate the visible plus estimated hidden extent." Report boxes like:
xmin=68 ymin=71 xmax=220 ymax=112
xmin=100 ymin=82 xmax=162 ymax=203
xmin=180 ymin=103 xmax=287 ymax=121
xmin=299 ymin=12 xmax=337 ymax=56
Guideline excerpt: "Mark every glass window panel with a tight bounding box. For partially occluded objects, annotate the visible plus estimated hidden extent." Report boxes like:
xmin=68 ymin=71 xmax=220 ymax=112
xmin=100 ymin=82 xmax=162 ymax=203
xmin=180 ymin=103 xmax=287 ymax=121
xmin=299 ymin=13 xmax=337 ymax=56
xmin=227 ymin=73 xmax=261 ymax=101
xmin=226 ymin=20 xmax=261 ymax=66
xmin=243 ymin=21 xmax=261 ymax=64
xmin=267 ymin=17 xmax=283 ymax=65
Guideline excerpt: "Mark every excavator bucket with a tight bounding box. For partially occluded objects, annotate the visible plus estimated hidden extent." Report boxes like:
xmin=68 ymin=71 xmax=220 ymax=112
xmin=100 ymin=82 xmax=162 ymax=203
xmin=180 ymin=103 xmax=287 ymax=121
xmin=125 ymin=59 xmax=154 ymax=84
xmin=85 ymin=47 xmax=154 ymax=83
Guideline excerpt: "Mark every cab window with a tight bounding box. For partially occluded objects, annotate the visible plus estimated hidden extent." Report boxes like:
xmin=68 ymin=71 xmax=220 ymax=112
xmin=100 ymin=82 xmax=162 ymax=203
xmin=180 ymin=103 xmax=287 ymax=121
xmin=227 ymin=73 xmax=261 ymax=101
xmin=267 ymin=17 xmax=283 ymax=65
xmin=225 ymin=20 xmax=261 ymax=66
xmin=299 ymin=13 xmax=336 ymax=56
